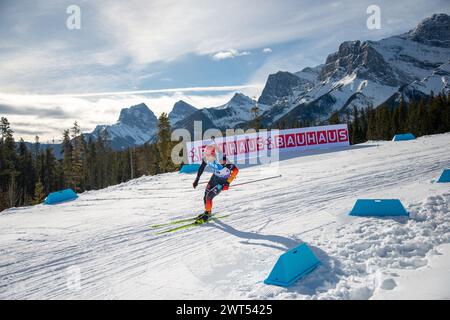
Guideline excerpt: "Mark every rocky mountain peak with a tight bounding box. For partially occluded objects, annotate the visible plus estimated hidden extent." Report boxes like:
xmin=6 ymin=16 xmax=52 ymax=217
xmin=258 ymin=71 xmax=306 ymax=105
xmin=168 ymin=100 xmax=197 ymax=125
xmin=406 ymin=13 xmax=450 ymax=47
xmin=229 ymin=92 xmax=254 ymax=105
xmin=118 ymin=103 xmax=157 ymax=129
xmin=319 ymin=40 xmax=399 ymax=86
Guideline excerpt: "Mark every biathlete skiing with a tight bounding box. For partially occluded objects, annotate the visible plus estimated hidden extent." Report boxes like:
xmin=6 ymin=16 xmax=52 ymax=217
xmin=192 ymin=143 xmax=239 ymax=223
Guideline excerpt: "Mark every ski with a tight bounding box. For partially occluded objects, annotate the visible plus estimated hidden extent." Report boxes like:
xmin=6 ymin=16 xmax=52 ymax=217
xmin=151 ymin=213 xmax=230 ymax=229
xmin=155 ymin=214 xmax=230 ymax=235
xmin=150 ymin=216 xmax=200 ymax=229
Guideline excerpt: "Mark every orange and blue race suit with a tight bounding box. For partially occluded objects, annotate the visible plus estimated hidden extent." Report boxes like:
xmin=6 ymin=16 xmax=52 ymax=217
xmin=193 ymin=154 xmax=239 ymax=213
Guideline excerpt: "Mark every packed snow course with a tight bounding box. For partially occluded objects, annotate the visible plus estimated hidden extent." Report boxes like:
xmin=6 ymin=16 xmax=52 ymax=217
xmin=0 ymin=133 xmax=449 ymax=299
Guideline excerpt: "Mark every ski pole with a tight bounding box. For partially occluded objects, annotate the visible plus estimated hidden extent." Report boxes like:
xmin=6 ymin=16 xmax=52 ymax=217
xmin=232 ymin=174 xmax=282 ymax=187
xmin=198 ymin=174 xmax=282 ymax=186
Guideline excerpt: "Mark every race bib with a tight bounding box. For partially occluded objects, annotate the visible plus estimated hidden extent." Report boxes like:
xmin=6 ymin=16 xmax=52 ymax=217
xmin=214 ymin=167 xmax=231 ymax=178
xmin=207 ymin=161 xmax=230 ymax=178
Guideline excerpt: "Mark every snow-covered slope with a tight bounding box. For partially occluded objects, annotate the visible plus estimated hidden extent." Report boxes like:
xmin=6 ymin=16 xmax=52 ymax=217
xmin=1 ymin=133 xmax=449 ymax=299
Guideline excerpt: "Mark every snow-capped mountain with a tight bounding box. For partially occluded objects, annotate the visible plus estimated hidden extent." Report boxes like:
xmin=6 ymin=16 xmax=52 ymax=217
xmin=84 ymin=14 xmax=449 ymax=147
xmin=172 ymin=14 xmax=449 ymax=133
xmin=259 ymin=13 xmax=450 ymax=125
xmin=385 ymin=62 xmax=450 ymax=106
xmin=204 ymin=92 xmax=270 ymax=128
xmin=88 ymin=103 xmax=158 ymax=150
xmin=174 ymin=92 xmax=270 ymax=134
xmin=257 ymin=66 xmax=322 ymax=125
xmin=168 ymin=100 xmax=197 ymax=126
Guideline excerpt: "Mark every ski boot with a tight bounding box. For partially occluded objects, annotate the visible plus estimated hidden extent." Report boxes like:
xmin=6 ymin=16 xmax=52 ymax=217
xmin=195 ymin=210 xmax=212 ymax=224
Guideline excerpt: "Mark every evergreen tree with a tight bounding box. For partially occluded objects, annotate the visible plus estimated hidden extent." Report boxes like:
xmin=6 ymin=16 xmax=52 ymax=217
xmin=0 ymin=117 xmax=16 ymax=173
xmin=366 ymin=106 xmax=376 ymax=140
xmin=416 ymin=99 xmax=428 ymax=136
xmin=250 ymin=98 xmax=262 ymax=130
xmin=376 ymin=104 xmax=392 ymax=140
xmin=70 ymin=121 xmax=84 ymax=192
xmin=351 ymin=106 xmax=365 ymax=144
xmin=428 ymin=95 xmax=441 ymax=134
xmin=143 ymin=142 xmax=158 ymax=176
xmin=7 ymin=171 xmax=20 ymax=208
xmin=61 ymin=129 xmax=73 ymax=188
xmin=392 ymin=105 xmax=400 ymax=135
xmin=43 ymin=147 xmax=57 ymax=194
xmin=85 ymin=137 xmax=98 ymax=190
xmin=406 ymin=100 xmax=419 ymax=135
xmin=0 ymin=117 xmax=18 ymax=208
xmin=156 ymin=113 xmax=173 ymax=173
xmin=17 ymin=139 xmax=34 ymax=205
xmin=329 ymin=111 xmax=340 ymax=125
xmin=398 ymin=99 xmax=408 ymax=133
xmin=360 ymin=108 xmax=368 ymax=141
xmin=33 ymin=180 xmax=46 ymax=204
xmin=33 ymin=135 xmax=41 ymax=171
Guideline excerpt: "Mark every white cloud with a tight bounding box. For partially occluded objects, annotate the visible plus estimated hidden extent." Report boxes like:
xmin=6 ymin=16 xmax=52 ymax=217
xmin=1 ymin=0 xmax=448 ymax=94
xmin=93 ymin=0 xmax=371 ymax=66
xmin=48 ymin=84 xmax=261 ymax=97
xmin=94 ymin=0 xmax=284 ymax=64
xmin=0 ymin=83 xmax=264 ymax=142
xmin=1 ymin=0 xmax=448 ymax=136
xmin=88 ymin=0 xmax=450 ymax=67
xmin=212 ymin=49 xmax=251 ymax=60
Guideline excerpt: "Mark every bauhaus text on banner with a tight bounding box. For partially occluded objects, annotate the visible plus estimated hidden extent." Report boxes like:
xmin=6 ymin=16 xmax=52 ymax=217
xmin=186 ymin=124 xmax=349 ymax=164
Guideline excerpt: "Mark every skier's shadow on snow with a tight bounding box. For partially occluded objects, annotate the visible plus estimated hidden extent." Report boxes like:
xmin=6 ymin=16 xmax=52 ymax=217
xmin=212 ymin=219 xmax=299 ymax=251
xmin=211 ymin=220 xmax=342 ymax=295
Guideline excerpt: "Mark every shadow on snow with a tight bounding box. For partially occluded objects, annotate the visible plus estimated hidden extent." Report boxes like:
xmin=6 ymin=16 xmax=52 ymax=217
xmin=211 ymin=219 xmax=343 ymax=296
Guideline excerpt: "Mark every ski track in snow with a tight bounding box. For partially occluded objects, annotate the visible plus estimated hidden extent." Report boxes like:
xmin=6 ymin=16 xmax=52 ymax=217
xmin=0 ymin=133 xmax=449 ymax=299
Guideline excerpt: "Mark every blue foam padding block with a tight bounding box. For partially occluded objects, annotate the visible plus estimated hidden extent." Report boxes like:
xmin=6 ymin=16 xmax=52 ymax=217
xmin=392 ymin=133 xmax=416 ymax=141
xmin=349 ymin=199 xmax=409 ymax=217
xmin=264 ymin=243 xmax=321 ymax=287
xmin=44 ymin=189 xmax=78 ymax=205
xmin=179 ymin=164 xmax=201 ymax=173
xmin=437 ymin=169 xmax=450 ymax=183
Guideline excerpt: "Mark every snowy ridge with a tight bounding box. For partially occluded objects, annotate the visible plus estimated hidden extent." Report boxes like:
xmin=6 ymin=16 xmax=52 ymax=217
xmin=267 ymin=14 xmax=450 ymax=124
xmin=206 ymin=93 xmax=270 ymax=128
xmin=91 ymin=122 xmax=155 ymax=146
xmin=0 ymin=132 xmax=449 ymax=299
xmin=88 ymin=103 xmax=157 ymax=150
xmin=404 ymin=62 xmax=450 ymax=98
xmin=168 ymin=100 xmax=197 ymax=126
xmin=175 ymin=93 xmax=271 ymax=131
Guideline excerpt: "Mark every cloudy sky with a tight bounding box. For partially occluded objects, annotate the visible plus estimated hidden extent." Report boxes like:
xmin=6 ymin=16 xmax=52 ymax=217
xmin=1 ymin=0 xmax=448 ymax=142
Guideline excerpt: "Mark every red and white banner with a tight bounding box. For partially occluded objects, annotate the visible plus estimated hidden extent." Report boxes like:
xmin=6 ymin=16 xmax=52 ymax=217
xmin=186 ymin=124 xmax=349 ymax=164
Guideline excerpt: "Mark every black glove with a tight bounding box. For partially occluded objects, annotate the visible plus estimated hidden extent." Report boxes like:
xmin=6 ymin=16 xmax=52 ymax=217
xmin=193 ymin=180 xmax=198 ymax=189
